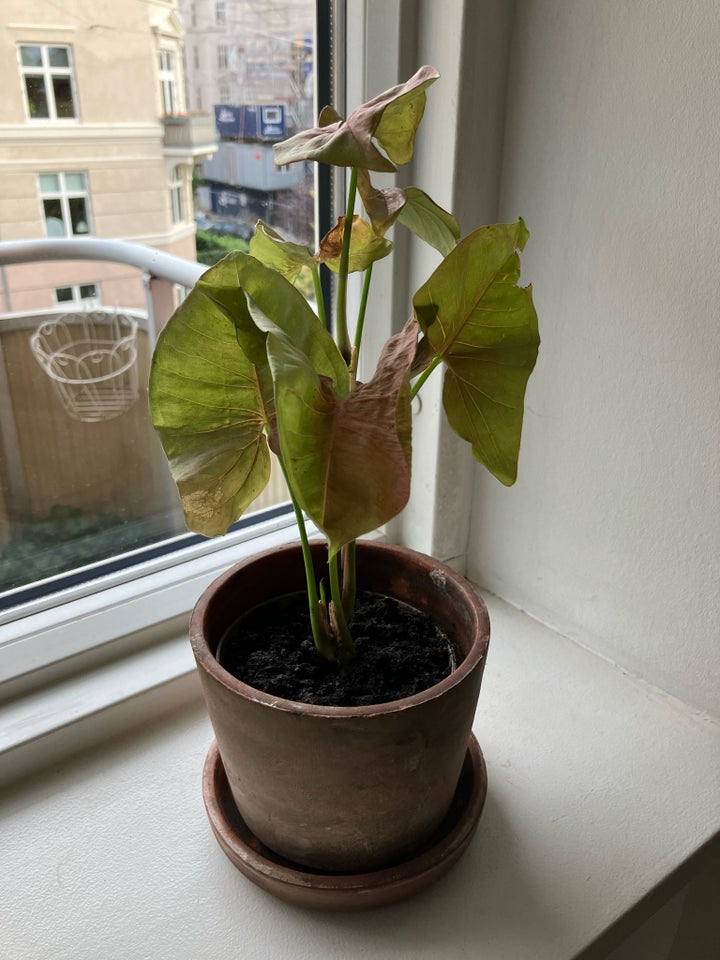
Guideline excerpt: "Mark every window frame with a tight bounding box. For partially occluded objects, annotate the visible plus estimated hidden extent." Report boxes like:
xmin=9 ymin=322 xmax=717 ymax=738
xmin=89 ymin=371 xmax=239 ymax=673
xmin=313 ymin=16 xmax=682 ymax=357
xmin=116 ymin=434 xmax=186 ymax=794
xmin=158 ymin=49 xmax=177 ymax=115
xmin=39 ymin=171 xmax=91 ymax=238
xmin=54 ymin=282 xmax=101 ymax=307
xmin=1 ymin=0 xmax=476 ymax=747
xmin=18 ymin=43 xmax=79 ymax=122
xmin=169 ymin=164 xmax=184 ymax=223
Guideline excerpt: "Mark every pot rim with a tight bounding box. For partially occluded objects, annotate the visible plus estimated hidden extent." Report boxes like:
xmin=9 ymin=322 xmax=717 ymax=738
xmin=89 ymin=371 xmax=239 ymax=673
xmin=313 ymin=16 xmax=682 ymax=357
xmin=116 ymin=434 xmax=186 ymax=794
xmin=189 ymin=539 xmax=490 ymax=719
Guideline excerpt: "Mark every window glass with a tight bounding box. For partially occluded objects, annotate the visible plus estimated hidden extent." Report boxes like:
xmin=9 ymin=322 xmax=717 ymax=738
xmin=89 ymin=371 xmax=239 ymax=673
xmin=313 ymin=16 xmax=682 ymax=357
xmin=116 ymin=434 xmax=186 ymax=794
xmin=21 ymin=45 xmax=42 ymax=68
xmin=1 ymin=0 xmax=322 ymax=606
xmin=24 ymin=76 xmax=49 ymax=118
xmin=48 ymin=46 xmax=70 ymax=68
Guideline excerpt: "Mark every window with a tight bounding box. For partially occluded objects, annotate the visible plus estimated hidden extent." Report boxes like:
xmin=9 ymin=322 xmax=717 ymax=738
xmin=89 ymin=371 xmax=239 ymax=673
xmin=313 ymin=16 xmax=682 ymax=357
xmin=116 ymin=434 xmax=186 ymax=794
xmin=55 ymin=283 xmax=100 ymax=306
xmin=217 ymin=45 xmax=228 ymax=71
xmin=170 ymin=165 xmax=184 ymax=224
xmin=0 ymin=0 xmax=328 ymax=637
xmin=219 ymin=85 xmax=230 ymax=104
xmin=39 ymin=172 xmax=90 ymax=237
xmin=158 ymin=50 xmax=176 ymax=115
xmin=191 ymin=3 xmax=197 ymax=28
xmin=215 ymin=2 xmax=226 ymax=27
xmin=18 ymin=44 xmax=77 ymax=120
xmin=193 ymin=46 xmax=200 ymax=70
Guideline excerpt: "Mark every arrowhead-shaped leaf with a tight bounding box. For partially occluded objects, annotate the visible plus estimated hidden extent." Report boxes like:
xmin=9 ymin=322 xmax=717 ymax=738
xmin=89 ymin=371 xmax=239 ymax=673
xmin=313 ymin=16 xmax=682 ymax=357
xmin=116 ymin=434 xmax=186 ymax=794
xmin=273 ymin=65 xmax=439 ymax=172
xmin=249 ymin=221 xmax=315 ymax=283
xmin=267 ymin=317 xmax=418 ymax=556
xmin=317 ymin=215 xmax=393 ymax=274
xmin=149 ymin=281 xmax=272 ymax=537
xmin=356 ymin=169 xmax=407 ymax=236
xmin=413 ymin=219 xmax=540 ymax=485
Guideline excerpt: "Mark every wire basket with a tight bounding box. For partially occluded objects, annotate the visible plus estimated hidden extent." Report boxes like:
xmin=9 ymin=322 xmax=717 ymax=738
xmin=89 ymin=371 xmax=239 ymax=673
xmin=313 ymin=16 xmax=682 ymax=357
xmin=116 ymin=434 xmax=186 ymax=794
xmin=29 ymin=309 xmax=139 ymax=422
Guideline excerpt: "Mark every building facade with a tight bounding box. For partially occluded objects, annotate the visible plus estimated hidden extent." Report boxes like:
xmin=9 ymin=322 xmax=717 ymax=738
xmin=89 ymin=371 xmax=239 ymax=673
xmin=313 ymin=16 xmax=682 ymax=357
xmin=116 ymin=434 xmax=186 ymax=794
xmin=0 ymin=0 xmax=217 ymax=314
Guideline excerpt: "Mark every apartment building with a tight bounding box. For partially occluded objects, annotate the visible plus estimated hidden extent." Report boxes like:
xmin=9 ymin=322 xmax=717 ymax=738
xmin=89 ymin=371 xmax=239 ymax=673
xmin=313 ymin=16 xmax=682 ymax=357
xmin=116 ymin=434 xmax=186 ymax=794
xmin=0 ymin=0 xmax=217 ymax=314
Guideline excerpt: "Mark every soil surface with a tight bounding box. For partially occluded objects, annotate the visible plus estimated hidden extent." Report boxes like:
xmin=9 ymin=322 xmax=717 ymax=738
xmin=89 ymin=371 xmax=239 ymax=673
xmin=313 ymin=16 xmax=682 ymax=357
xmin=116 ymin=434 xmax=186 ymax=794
xmin=216 ymin=591 xmax=456 ymax=707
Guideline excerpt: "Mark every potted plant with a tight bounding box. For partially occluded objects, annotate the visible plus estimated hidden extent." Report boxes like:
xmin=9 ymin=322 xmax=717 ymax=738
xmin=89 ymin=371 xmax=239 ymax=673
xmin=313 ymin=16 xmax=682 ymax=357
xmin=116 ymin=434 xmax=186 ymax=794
xmin=149 ymin=66 xmax=539 ymax=908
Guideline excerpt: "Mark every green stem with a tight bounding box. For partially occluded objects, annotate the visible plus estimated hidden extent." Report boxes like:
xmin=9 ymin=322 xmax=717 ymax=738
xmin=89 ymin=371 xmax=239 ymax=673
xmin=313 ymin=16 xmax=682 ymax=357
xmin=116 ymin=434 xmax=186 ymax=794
xmin=328 ymin=550 xmax=355 ymax=663
xmin=349 ymin=264 xmax=373 ymax=376
xmin=335 ymin=166 xmax=358 ymax=365
xmin=278 ymin=457 xmax=335 ymax=660
xmin=311 ymin=263 xmax=327 ymax=330
xmin=341 ymin=540 xmax=357 ymax=620
xmin=410 ymin=354 xmax=443 ymax=400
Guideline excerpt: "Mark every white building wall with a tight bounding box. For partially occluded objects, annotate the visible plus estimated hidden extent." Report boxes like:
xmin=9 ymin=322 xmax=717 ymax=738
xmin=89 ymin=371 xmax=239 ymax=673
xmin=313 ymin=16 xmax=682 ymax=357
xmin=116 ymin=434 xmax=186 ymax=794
xmin=465 ymin=0 xmax=720 ymax=718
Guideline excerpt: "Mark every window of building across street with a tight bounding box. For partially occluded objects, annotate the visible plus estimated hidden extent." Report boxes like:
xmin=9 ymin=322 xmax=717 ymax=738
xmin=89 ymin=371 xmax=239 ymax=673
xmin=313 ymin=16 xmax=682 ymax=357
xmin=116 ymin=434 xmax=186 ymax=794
xmin=55 ymin=283 xmax=101 ymax=306
xmin=19 ymin=43 xmax=78 ymax=120
xmin=39 ymin=172 xmax=90 ymax=237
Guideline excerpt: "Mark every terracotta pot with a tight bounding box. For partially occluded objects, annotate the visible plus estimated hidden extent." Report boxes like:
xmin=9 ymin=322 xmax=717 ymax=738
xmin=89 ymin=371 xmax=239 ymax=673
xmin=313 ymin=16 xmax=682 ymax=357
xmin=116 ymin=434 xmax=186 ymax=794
xmin=190 ymin=540 xmax=490 ymax=873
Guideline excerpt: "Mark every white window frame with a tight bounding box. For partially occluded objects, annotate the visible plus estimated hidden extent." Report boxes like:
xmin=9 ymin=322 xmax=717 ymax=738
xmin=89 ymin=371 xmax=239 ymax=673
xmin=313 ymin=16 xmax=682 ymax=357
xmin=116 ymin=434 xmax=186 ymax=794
xmin=215 ymin=2 xmax=226 ymax=27
xmin=170 ymin=165 xmax=184 ymax=223
xmin=18 ymin=43 xmax=78 ymax=122
xmin=218 ymin=84 xmax=230 ymax=104
xmin=217 ymin=44 xmax=228 ymax=71
xmin=54 ymin=282 xmax=101 ymax=307
xmin=39 ymin=171 xmax=91 ymax=237
xmin=159 ymin=49 xmax=177 ymax=115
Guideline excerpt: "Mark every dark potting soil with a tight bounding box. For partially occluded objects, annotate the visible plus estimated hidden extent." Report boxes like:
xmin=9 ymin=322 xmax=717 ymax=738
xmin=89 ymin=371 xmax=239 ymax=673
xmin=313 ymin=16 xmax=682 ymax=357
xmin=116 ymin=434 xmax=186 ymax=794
xmin=216 ymin=591 xmax=456 ymax=707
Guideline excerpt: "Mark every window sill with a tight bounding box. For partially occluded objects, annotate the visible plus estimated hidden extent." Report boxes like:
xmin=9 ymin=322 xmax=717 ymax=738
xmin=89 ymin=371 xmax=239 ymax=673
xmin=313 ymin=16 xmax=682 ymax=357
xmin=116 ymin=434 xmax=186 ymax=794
xmin=2 ymin=590 xmax=718 ymax=959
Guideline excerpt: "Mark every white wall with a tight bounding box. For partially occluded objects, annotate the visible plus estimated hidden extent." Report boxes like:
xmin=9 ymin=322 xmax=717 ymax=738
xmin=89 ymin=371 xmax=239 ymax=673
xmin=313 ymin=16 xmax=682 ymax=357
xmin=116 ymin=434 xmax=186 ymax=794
xmin=466 ymin=0 xmax=720 ymax=717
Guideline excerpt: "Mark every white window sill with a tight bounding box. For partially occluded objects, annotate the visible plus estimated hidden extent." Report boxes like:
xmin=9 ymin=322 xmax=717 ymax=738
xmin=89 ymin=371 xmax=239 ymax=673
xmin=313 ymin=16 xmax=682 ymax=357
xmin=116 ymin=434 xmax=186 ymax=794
xmin=1 ymin=590 xmax=718 ymax=960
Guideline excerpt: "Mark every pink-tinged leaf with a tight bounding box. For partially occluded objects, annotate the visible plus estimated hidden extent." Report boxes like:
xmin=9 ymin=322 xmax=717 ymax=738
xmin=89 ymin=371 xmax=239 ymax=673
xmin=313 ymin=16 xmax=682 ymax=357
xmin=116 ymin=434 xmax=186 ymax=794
xmin=267 ymin=317 xmax=419 ymax=557
xmin=274 ymin=66 xmax=440 ymax=172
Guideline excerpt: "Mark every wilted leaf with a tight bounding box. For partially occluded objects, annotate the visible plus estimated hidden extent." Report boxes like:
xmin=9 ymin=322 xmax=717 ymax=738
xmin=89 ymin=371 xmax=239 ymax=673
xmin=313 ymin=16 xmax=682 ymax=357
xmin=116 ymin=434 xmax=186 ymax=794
xmin=413 ymin=219 xmax=540 ymax=485
xmin=317 ymin=216 xmax=393 ymax=273
xmin=274 ymin=66 xmax=439 ymax=172
xmin=357 ymin=170 xmax=407 ymax=236
xmin=149 ymin=283 xmax=272 ymax=537
xmin=249 ymin=221 xmax=315 ymax=283
xmin=267 ymin=317 xmax=418 ymax=556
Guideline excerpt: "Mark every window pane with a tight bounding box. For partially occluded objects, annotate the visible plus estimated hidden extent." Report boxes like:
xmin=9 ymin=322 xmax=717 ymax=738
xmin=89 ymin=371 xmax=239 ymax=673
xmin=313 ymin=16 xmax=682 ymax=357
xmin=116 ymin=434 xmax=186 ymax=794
xmin=52 ymin=77 xmax=76 ymax=118
xmin=48 ymin=46 xmax=70 ymax=68
xmin=64 ymin=172 xmax=86 ymax=192
xmin=2 ymin=2 xmax=323 ymax=605
xmin=20 ymin=45 xmax=42 ymax=67
xmin=25 ymin=76 xmax=49 ymax=118
xmin=68 ymin=197 xmax=89 ymax=234
xmin=39 ymin=173 xmax=60 ymax=194
xmin=43 ymin=198 xmax=66 ymax=236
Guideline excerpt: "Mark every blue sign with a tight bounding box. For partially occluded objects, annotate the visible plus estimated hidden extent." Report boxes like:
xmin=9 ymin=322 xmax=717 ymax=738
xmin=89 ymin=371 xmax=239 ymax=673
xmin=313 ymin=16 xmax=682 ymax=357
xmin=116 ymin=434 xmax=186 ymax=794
xmin=214 ymin=104 xmax=241 ymax=137
xmin=260 ymin=105 xmax=286 ymax=140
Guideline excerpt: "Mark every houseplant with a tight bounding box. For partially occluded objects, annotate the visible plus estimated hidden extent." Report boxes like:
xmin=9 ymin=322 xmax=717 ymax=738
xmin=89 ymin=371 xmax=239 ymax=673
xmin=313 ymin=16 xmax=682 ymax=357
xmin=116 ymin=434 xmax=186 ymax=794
xmin=149 ymin=66 xmax=539 ymax=906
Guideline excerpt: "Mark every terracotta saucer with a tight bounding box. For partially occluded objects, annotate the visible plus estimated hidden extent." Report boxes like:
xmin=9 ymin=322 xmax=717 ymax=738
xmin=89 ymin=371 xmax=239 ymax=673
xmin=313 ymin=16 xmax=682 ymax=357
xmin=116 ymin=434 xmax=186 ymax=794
xmin=202 ymin=734 xmax=487 ymax=911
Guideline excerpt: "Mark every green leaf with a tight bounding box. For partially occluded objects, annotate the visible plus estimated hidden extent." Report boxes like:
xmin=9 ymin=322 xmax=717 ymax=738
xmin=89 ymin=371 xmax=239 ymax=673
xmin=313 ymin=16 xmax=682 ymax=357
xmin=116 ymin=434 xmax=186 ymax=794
xmin=197 ymin=251 xmax=348 ymax=393
xmin=273 ymin=65 xmax=440 ymax=172
xmin=249 ymin=220 xmax=315 ymax=283
xmin=357 ymin=173 xmax=459 ymax=254
xmin=397 ymin=187 xmax=460 ymax=256
xmin=412 ymin=219 xmax=539 ymax=485
xmin=149 ymin=284 xmax=272 ymax=537
xmin=317 ymin=215 xmax=393 ymax=274
xmin=267 ymin=317 xmax=418 ymax=557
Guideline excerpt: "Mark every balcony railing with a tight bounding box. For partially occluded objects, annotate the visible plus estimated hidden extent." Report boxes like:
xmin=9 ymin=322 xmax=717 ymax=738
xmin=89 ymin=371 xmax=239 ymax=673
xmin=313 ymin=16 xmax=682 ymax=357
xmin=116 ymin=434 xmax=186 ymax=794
xmin=162 ymin=114 xmax=219 ymax=159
